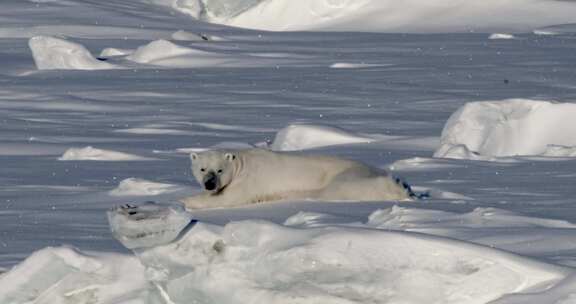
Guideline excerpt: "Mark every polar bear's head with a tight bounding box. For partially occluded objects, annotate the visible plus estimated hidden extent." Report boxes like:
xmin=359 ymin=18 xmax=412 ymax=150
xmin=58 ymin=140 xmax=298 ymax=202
xmin=190 ymin=150 xmax=237 ymax=194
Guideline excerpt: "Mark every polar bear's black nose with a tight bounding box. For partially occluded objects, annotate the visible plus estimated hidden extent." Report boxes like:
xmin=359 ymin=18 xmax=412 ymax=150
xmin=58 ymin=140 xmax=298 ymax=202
xmin=203 ymin=172 xmax=218 ymax=191
xmin=205 ymin=179 xmax=216 ymax=191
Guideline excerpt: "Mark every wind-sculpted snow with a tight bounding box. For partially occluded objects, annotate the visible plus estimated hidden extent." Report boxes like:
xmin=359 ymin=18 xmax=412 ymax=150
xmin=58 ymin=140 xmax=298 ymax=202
xmin=59 ymin=146 xmax=155 ymax=161
xmin=0 ymin=247 xmax=147 ymax=304
xmin=29 ymin=36 xmax=312 ymax=70
xmin=109 ymin=178 xmax=185 ymax=196
xmin=271 ymin=124 xmax=374 ymax=151
xmin=160 ymin=0 xmax=576 ymax=33
xmin=29 ymin=36 xmax=119 ymax=70
xmin=1 ymin=203 xmax=571 ymax=304
xmin=127 ymin=39 xmax=204 ymax=65
xmin=489 ymin=33 xmax=516 ymax=40
xmin=434 ymin=99 xmax=576 ymax=160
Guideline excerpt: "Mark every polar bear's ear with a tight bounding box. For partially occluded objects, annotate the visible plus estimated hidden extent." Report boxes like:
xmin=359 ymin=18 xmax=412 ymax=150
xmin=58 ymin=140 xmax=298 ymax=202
xmin=224 ymin=153 xmax=236 ymax=161
xmin=190 ymin=152 xmax=198 ymax=161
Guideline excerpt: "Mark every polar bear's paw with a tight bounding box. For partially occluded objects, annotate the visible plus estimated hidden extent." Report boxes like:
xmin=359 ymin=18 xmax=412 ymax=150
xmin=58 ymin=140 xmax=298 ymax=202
xmin=107 ymin=202 xmax=196 ymax=249
xmin=393 ymin=177 xmax=430 ymax=200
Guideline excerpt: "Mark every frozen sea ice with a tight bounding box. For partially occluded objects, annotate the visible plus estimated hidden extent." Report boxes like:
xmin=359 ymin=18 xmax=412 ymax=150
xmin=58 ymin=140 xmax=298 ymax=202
xmin=107 ymin=202 xmax=196 ymax=249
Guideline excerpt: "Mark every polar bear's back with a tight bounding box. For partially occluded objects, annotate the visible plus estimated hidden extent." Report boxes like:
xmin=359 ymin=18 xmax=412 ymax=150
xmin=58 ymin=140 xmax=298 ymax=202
xmin=236 ymin=149 xmax=377 ymax=191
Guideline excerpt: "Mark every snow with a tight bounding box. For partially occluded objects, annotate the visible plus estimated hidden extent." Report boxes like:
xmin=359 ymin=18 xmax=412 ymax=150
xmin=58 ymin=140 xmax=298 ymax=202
xmin=127 ymin=39 xmax=202 ymax=65
xmin=163 ymin=0 xmax=576 ymax=32
xmin=171 ymin=30 xmax=215 ymax=41
xmin=34 ymin=36 xmax=308 ymax=70
xmin=114 ymin=128 xmax=194 ymax=135
xmin=0 ymin=247 xmax=147 ymax=304
xmin=330 ymin=62 xmax=392 ymax=69
xmin=108 ymin=178 xmax=184 ymax=196
xmin=3 ymin=0 xmax=576 ymax=303
xmin=533 ymin=30 xmax=560 ymax=36
xmin=29 ymin=36 xmax=118 ymax=70
xmin=489 ymin=33 xmax=516 ymax=40
xmin=107 ymin=203 xmax=194 ymax=249
xmin=99 ymin=47 xmax=134 ymax=58
xmin=59 ymin=146 xmax=155 ymax=161
xmin=135 ymin=219 xmax=564 ymax=304
xmin=434 ymin=99 xmax=576 ymax=159
xmin=541 ymin=145 xmax=576 ymax=158
xmin=367 ymin=205 xmax=576 ymax=230
xmin=271 ymin=124 xmax=374 ymax=151
xmin=2 ymin=203 xmax=569 ymax=304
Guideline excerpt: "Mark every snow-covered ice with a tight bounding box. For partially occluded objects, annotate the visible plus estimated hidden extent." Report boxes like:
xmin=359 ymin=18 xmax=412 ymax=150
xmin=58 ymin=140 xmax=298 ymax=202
xmin=29 ymin=36 xmax=119 ymax=70
xmin=434 ymin=99 xmax=576 ymax=159
xmin=35 ymin=36 xmax=312 ymax=70
xmin=163 ymin=0 xmax=576 ymax=33
xmin=108 ymin=178 xmax=184 ymax=196
xmin=3 ymin=0 xmax=576 ymax=303
xmin=59 ymin=146 xmax=155 ymax=161
xmin=127 ymin=39 xmax=203 ymax=65
xmin=107 ymin=202 xmax=194 ymax=249
xmin=533 ymin=30 xmax=561 ymax=36
xmin=124 ymin=208 xmax=568 ymax=304
xmin=271 ymin=124 xmax=374 ymax=151
xmin=2 ymin=203 xmax=570 ymax=304
xmin=0 ymin=247 xmax=148 ymax=304
xmin=99 ymin=47 xmax=134 ymax=58
xmin=170 ymin=30 xmax=213 ymax=41
xmin=489 ymin=33 xmax=516 ymax=40
xmin=330 ymin=62 xmax=392 ymax=69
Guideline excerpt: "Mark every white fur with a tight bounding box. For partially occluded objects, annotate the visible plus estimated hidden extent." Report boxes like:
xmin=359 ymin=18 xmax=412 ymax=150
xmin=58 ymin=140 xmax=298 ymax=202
xmin=180 ymin=149 xmax=411 ymax=209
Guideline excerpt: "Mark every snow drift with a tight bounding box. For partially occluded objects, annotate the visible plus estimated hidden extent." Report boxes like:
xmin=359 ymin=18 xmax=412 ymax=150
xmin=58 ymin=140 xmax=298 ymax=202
xmin=489 ymin=33 xmax=516 ymax=40
xmin=126 ymin=39 xmax=204 ymax=65
xmin=434 ymin=99 xmax=576 ymax=160
xmin=29 ymin=36 xmax=308 ymax=70
xmin=0 ymin=247 xmax=148 ymax=304
xmin=271 ymin=124 xmax=373 ymax=151
xmin=29 ymin=36 xmax=118 ymax=70
xmin=125 ymin=39 xmax=307 ymax=68
xmin=109 ymin=178 xmax=184 ymax=196
xmin=59 ymin=146 xmax=154 ymax=161
xmin=1 ymin=203 xmax=571 ymax=304
xmin=160 ymin=0 xmax=576 ymax=33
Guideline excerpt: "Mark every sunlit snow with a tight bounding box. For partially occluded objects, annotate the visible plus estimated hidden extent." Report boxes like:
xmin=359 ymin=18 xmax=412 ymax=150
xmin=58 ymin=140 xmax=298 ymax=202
xmin=2 ymin=0 xmax=576 ymax=303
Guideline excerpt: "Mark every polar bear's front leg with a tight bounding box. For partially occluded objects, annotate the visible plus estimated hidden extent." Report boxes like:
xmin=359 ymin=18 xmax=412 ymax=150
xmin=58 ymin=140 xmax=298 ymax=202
xmin=179 ymin=193 xmax=233 ymax=210
xmin=180 ymin=194 xmax=212 ymax=210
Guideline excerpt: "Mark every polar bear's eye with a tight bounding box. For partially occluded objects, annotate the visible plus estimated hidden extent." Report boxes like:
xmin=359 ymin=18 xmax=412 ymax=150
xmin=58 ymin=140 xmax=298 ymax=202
xmin=200 ymin=168 xmax=206 ymax=172
xmin=217 ymin=169 xmax=223 ymax=174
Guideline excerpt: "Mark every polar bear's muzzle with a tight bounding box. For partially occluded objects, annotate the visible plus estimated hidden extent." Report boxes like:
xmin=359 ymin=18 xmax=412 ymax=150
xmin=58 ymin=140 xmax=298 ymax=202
xmin=203 ymin=171 xmax=220 ymax=192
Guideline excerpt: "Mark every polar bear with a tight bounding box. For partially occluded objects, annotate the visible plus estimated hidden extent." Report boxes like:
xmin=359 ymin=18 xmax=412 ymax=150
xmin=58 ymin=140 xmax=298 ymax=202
xmin=180 ymin=148 xmax=414 ymax=209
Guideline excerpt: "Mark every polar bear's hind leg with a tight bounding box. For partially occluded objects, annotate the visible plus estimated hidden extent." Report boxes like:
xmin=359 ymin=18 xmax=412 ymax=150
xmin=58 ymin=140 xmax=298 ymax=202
xmin=394 ymin=177 xmax=429 ymax=199
xmin=315 ymin=175 xmax=411 ymax=202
